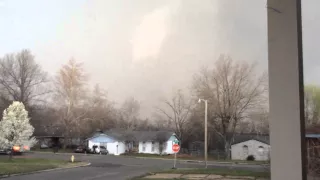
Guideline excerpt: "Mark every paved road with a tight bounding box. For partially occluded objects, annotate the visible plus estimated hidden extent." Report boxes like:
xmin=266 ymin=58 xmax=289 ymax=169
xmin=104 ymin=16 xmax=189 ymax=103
xmin=3 ymin=152 xmax=269 ymax=180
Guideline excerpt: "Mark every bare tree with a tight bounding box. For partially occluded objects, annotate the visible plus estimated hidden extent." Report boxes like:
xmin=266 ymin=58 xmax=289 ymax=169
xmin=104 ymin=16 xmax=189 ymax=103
xmin=305 ymin=85 xmax=320 ymax=126
xmin=192 ymin=55 xmax=266 ymax=159
xmin=152 ymin=113 xmax=171 ymax=130
xmin=54 ymin=59 xmax=88 ymax=143
xmin=0 ymin=49 xmax=49 ymax=110
xmin=119 ymin=97 xmax=140 ymax=130
xmin=81 ymin=84 xmax=117 ymax=136
xmin=156 ymin=90 xmax=193 ymax=144
xmin=135 ymin=118 xmax=157 ymax=131
xmin=237 ymin=110 xmax=269 ymax=134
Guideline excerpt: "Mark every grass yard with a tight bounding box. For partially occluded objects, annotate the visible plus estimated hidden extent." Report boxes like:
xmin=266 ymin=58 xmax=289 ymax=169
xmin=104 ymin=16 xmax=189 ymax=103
xmin=0 ymin=156 xmax=84 ymax=176
xmin=122 ymin=153 xmax=268 ymax=164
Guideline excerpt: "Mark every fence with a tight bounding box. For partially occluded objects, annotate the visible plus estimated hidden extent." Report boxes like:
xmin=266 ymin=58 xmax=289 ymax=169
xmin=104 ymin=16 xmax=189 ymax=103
xmin=180 ymin=148 xmax=227 ymax=160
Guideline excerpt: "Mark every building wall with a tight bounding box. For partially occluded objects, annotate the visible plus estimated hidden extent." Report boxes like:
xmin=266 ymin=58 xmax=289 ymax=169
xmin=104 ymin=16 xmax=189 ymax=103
xmin=87 ymin=134 xmax=126 ymax=155
xmin=231 ymin=139 xmax=270 ymax=161
xmin=138 ymin=141 xmax=160 ymax=154
xmin=106 ymin=142 xmax=126 ymax=155
xmin=166 ymin=135 xmax=180 ymax=154
xmin=165 ymin=140 xmax=174 ymax=154
xmin=88 ymin=140 xmax=100 ymax=151
xmin=138 ymin=135 xmax=180 ymax=154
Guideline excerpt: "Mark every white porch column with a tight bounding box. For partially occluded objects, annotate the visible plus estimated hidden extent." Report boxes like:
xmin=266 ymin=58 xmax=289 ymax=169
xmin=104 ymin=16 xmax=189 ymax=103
xmin=267 ymin=0 xmax=307 ymax=180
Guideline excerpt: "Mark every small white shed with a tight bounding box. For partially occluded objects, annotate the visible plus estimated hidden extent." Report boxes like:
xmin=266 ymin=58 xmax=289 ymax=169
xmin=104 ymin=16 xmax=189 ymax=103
xmin=231 ymin=138 xmax=270 ymax=161
xmin=86 ymin=133 xmax=126 ymax=155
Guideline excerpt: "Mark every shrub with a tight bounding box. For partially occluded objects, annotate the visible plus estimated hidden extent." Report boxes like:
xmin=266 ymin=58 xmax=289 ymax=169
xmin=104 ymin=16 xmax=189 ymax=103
xmin=246 ymin=155 xmax=255 ymax=161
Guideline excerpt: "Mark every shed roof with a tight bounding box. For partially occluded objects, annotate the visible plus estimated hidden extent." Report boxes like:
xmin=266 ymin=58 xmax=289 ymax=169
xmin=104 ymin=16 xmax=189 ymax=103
xmin=306 ymin=134 xmax=320 ymax=138
xmin=89 ymin=129 xmax=176 ymax=142
xmin=231 ymin=134 xmax=270 ymax=145
xmin=131 ymin=130 xmax=175 ymax=142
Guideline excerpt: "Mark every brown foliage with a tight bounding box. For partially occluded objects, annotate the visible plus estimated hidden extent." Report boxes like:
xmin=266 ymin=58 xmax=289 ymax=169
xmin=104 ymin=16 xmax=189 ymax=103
xmin=0 ymin=49 xmax=49 ymax=109
xmin=156 ymin=90 xmax=193 ymax=143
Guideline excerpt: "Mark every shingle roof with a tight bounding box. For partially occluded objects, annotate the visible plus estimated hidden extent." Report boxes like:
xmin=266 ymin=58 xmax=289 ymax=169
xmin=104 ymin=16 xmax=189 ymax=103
xmin=306 ymin=134 xmax=320 ymax=138
xmin=231 ymin=134 xmax=270 ymax=145
xmin=131 ymin=131 xmax=174 ymax=142
xmin=100 ymin=129 xmax=175 ymax=142
xmin=104 ymin=130 xmax=131 ymax=141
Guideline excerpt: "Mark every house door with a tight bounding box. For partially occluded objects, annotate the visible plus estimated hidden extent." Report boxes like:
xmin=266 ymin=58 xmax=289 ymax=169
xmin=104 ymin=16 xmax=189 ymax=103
xmin=116 ymin=145 xmax=118 ymax=154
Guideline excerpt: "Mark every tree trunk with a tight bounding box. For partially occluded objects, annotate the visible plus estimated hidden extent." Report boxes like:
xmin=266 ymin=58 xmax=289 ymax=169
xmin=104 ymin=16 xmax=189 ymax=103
xmin=8 ymin=150 xmax=13 ymax=160
xmin=224 ymin=143 xmax=231 ymax=160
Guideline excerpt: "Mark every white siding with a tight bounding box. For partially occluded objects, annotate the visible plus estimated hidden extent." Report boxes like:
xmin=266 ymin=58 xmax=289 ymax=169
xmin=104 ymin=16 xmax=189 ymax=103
xmin=87 ymin=138 xmax=126 ymax=155
xmin=106 ymin=142 xmax=126 ymax=155
xmin=165 ymin=140 xmax=175 ymax=154
xmin=138 ymin=140 xmax=177 ymax=155
xmin=88 ymin=140 xmax=100 ymax=151
xmin=106 ymin=142 xmax=116 ymax=155
xmin=139 ymin=142 xmax=156 ymax=154
xmin=231 ymin=139 xmax=270 ymax=161
xmin=118 ymin=142 xmax=126 ymax=155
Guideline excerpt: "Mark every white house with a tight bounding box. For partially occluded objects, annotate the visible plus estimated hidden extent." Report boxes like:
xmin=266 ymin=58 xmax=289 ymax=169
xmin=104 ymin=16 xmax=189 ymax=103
xmin=231 ymin=136 xmax=270 ymax=161
xmin=86 ymin=131 xmax=127 ymax=155
xmin=135 ymin=131 xmax=179 ymax=155
xmin=86 ymin=129 xmax=178 ymax=155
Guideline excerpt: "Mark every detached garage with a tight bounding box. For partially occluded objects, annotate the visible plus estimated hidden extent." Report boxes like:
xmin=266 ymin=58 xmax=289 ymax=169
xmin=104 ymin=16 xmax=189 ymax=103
xmin=231 ymin=135 xmax=270 ymax=161
xmin=86 ymin=132 xmax=126 ymax=155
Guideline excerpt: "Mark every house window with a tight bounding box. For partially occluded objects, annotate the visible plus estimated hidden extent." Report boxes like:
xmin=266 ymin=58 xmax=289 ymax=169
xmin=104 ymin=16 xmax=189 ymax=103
xmin=151 ymin=141 xmax=155 ymax=152
xmin=243 ymin=145 xmax=249 ymax=156
xmin=142 ymin=142 xmax=146 ymax=152
xmin=258 ymin=146 xmax=264 ymax=155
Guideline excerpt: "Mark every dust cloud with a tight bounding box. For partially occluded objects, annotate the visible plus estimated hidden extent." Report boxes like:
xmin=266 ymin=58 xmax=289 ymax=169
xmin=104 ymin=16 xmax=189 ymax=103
xmin=32 ymin=0 xmax=269 ymax=118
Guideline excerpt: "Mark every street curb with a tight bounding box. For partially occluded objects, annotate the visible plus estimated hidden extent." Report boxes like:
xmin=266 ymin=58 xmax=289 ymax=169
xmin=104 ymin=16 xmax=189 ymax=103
xmin=29 ymin=151 xmax=101 ymax=156
xmin=32 ymin=152 xmax=268 ymax=166
xmin=0 ymin=162 xmax=91 ymax=179
xmin=29 ymin=151 xmax=75 ymax=155
xmin=129 ymin=156 xmax=265 ymax=165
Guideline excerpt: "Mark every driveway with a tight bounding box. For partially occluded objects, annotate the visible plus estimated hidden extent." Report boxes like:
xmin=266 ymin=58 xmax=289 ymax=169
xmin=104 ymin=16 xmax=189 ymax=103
xmin=2 ymin=152 xmax=269 ymax=180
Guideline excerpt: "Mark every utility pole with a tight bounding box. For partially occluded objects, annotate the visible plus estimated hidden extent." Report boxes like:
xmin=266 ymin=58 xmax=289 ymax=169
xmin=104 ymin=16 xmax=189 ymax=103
xmin=204 ymin=100 xmax=208 ymax=168
xmin=198 ymin=99 xmax=208 ymax=168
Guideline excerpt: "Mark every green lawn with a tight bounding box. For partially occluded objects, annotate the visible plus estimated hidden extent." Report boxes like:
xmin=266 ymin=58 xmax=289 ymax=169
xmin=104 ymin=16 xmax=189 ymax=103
xmin=0 ymin=157 xmax=82 ymax=176
xmin=122 ymin=153 xmax=268 ymax=164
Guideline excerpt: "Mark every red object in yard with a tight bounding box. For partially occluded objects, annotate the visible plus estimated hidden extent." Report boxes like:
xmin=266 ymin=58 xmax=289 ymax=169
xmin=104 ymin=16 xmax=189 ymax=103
xmin=172 ymin=144 xmax=180 ymax=153
xmin=23 ymin=146 xmax=29 ymax=150
xmin=12 ymin=146 xmax=20 ymax=152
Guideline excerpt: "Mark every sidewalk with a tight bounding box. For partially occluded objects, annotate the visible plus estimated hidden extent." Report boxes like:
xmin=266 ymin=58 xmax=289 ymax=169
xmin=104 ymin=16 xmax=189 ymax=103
xmin=132 ymin=156 xmax=267 ymax=166
xmin=29 ymin=151 xmax=92 ymax=156
xmin=142 ymin=173 xmax=269 ymax=180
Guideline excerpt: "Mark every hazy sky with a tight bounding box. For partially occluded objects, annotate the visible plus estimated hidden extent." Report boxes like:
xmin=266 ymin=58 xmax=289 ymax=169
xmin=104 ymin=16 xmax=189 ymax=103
xmin=0 ymin=0 xmax=318 ymax=117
